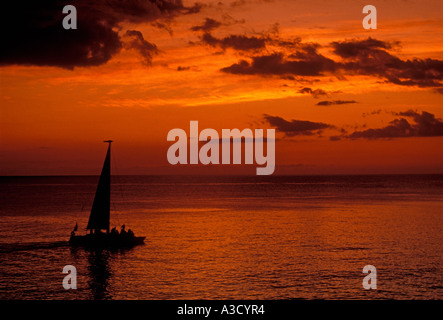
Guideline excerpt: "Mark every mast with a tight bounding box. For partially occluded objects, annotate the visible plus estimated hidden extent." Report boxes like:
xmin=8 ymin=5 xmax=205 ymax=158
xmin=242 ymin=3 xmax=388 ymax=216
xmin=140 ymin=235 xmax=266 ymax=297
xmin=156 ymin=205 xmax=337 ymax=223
xmin=86 ymin=140 xmax=113 ymax=233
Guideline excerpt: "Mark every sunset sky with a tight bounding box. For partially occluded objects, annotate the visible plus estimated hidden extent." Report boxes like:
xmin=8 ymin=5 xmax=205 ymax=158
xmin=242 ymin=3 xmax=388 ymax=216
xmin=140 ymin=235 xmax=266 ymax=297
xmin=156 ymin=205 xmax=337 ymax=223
xmin=1 ymin=0 xmax=442 ymax=175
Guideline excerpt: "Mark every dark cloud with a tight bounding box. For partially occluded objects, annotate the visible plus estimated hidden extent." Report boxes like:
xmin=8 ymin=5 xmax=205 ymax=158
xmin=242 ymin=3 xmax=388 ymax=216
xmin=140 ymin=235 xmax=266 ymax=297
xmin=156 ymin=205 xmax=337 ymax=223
xmin=230 ymin=0 xmax=246 ymax=7
xmin=177 ymin=65 xmax=191 ymax=71
xmin=347 ymin=110 xmax=443 ymax=139
xmin=362 ymin=109 xmax=382 ymax=117
xmin=329 ymin=136 xmax=341 ymax=141
xmin=0 ymin=0 xmax=198 ymax=68
xmin=316 ymin=100 xmax=357 ymax=106
xmin=221 ymin=14 xmax=246 ymax=26
xmin=332 ymin=38 xmax=443 ymax=90
xmin=331 ymin=37 xmax=394 ymax=58
xmin=201 ymin=33 xmax=266 ymax=51
xmin=298 ymin=87 xmax=328 ymax=98
xmin=221 ymin=45 xmax=337 ymax=75
xmin=185 ymin=2 xmax=204 ymax=14
xmin=220 ymin=41 xmax=335 ymax=76
xmin=221 ymin=36 xmax=443 ymax=92
xmin=190 ymin=15 xmax=245 ymax=33
xmin=196 ymin=20 xmax=300 ymax=53
xmin=152 ymin=21 xmax=174 ymax=36
xmin=263 ymin=114 xmax=332 ymax=136
xmin=191 ymin=18 xmax=223 ymax=32
xmin=125 ymin=30 xmax=158 ymax=65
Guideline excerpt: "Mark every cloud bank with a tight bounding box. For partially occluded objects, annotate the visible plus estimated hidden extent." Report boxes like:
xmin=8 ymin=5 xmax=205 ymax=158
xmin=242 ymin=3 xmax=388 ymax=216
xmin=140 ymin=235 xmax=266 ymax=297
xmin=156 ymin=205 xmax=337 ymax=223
xmin=219 ymin=36 xmax=443 ymax=92
xmin=346 ymin=110 xmax=443 ymax=139
xmin=263 ymin=114 xmax=332 ymax=136
xmin=0 ymin=0 xmax=199 ymax=69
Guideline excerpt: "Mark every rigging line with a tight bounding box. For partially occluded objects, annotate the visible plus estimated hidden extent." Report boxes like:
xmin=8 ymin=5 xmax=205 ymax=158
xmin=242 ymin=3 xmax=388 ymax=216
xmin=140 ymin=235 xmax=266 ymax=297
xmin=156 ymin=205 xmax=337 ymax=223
xmin=111 ymin=147 xmax=126 ymax=228
xmin=78 ymin=176 xmax=92 ymax=227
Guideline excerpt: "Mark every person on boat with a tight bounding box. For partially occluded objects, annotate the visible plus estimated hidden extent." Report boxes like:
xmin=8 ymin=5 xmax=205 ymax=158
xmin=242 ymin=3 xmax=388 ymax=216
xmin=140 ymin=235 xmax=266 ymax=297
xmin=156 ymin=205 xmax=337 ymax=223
xmin=120 ymin=225 xmax=127 ymax=236
xmin=127 ymin=229 xmax=134 ymax=238
xmin=111 ymin=226 xmax=119 ymax=235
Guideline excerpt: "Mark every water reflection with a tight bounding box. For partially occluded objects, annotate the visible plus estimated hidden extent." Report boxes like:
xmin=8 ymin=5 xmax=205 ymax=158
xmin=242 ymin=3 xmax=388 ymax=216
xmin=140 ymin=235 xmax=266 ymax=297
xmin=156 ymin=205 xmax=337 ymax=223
xmin=86 ymin=249 xmax=112 ymax=300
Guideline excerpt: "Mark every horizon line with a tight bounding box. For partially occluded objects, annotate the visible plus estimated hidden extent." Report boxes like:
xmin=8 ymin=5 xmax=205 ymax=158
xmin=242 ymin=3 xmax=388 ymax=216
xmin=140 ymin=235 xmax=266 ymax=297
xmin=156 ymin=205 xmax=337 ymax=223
xmin=1 ymin=172 xmax=443 ymax=178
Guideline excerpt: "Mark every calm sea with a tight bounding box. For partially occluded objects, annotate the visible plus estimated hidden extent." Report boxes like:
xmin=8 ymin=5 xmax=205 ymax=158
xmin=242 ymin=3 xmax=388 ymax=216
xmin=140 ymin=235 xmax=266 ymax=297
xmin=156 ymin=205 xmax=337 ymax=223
xmin=0 ymin=175 xmax=442 ymax=300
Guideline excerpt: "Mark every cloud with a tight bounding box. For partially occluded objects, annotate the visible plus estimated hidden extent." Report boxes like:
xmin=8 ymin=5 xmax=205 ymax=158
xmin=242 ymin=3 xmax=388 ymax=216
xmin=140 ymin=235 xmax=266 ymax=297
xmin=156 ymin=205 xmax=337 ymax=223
xmin=221 ymin=39 xmax=337 ymax=76
xmin=221 ymin=44 xmax=337 ymax=75
xmin=201 ymin=33 xmax=266 ymax=51
xmin=332 ymin=38 xmax=443 ymax=90
xmin=347 ymin=110 xmax=443 ymax=139
xmin=177 ymin=65 xmax=200 ymax=72
xmin=230 ymin=0 xmax=247 ymax=7
xmin=152 ymin=21 xmax=174 ymax=36
xmin=331 ymin=37 xmax=394 ymax=58
xmin=263 ymin=114 xmax=332 ymax=136
xmin=362 ymin=109 xmax=382 ymax=117
xmin=125 ymin=30 xmax=158 ymax=65
xmin=0 ymin=0 xmax=198 ymax=69
xmin=177 ymin=65 xmax=191 ymax=71
xmin=190 ymin=15 xmax=245 ymax=33
xmin=220 ymin=35 xmax=443 ymax=92
xmin=316 ymin=100 xmax=357 ymax=106
xmin=196 ymin=20 xmax=301 ymax=53
xmin=220 ymin=14 xmax=246 ymax=26
xmin=191 ymin=18 xmax=223 ymax=32
xmin=184 ymin=2 xmax=204 ymax=14
xmin=298 ymin=87 xmax=328 ymax=98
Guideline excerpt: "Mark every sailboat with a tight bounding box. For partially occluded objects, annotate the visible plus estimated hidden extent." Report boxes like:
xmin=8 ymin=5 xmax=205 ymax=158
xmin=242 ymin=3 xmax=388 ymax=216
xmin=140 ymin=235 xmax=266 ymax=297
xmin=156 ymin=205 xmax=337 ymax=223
xmin=69 ymin=140 xmax=145 ymax=248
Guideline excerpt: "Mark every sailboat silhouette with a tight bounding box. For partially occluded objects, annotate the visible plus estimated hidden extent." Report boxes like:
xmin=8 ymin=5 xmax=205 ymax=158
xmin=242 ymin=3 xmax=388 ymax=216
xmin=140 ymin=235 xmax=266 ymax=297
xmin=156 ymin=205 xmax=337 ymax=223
xmin=69 ymin=141 xmax=145 ymax=248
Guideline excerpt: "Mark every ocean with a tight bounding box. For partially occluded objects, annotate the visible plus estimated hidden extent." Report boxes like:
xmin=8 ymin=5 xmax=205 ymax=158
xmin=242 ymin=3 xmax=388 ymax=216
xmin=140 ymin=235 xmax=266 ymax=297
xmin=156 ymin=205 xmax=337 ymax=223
xmin=0 ymin=175 xmax=442 ymax=299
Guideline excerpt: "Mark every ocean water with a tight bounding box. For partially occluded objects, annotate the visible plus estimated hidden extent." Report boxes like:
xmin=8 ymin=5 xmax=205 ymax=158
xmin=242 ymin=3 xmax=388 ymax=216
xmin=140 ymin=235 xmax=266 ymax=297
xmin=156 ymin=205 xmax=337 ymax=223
xmin=0 ymin=175 xmax=442 ymax=300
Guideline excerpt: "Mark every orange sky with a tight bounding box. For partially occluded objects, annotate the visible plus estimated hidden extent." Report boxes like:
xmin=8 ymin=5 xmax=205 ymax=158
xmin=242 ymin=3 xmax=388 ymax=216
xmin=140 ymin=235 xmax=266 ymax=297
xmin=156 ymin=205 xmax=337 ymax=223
xmin=1 ymin=0 xmax=442 ymax=175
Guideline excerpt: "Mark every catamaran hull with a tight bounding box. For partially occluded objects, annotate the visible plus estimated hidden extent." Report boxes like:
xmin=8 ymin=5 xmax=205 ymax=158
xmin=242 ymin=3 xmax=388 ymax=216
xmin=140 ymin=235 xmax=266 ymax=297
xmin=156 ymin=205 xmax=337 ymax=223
xmin=69 ymin=234 xmax=145 ymax=248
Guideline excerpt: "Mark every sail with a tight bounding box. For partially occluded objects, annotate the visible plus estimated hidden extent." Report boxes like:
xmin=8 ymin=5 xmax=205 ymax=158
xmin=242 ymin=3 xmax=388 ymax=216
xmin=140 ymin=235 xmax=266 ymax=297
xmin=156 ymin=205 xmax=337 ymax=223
xmin=87 ymin=142 xmax=111 ymax=231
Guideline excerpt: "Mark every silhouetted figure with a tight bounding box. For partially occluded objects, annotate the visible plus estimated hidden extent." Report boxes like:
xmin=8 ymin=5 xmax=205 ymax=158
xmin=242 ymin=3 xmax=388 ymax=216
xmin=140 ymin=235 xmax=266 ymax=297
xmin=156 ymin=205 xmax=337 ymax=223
xmin=120 ymin=225 xmax=127 ymax=236
xmin=127 ymin=229 xmax=134 ymax=238
xmin=111 ymin=227 xmax=119 ymax=236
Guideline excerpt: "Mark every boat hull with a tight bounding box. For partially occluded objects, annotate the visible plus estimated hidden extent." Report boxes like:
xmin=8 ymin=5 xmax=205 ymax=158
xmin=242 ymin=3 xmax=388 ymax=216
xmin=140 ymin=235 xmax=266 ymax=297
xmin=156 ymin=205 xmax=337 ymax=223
xmin=69 ymin=234 xmax=145 ymax=248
